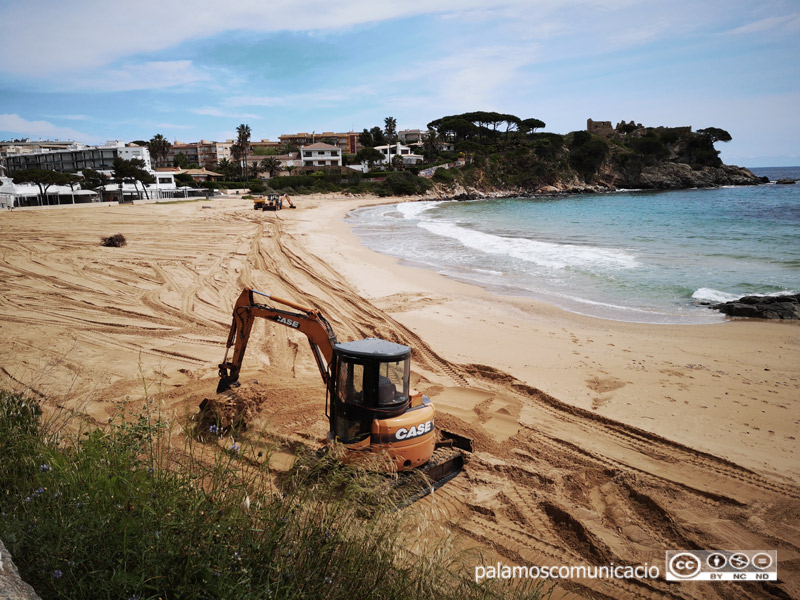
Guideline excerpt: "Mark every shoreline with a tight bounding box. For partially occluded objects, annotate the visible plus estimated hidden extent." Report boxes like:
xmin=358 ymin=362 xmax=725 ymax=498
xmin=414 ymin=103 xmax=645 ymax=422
xmin=285 ymin=193 xmax=800 ymax=483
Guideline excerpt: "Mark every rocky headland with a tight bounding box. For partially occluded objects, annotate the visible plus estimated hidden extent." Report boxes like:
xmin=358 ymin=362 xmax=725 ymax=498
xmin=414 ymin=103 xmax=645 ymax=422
xmin=421 ymin=114 xmax=768 ymax=200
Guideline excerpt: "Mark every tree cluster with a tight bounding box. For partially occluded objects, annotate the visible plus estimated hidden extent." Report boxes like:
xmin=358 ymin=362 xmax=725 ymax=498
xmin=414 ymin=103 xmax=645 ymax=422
xmin=427 ymin=111 xmax=545 ymax=146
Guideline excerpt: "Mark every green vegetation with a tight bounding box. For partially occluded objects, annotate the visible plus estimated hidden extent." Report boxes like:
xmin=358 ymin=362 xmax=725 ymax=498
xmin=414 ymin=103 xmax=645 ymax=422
xmin=234 ymin=124 xmax=252 ymax=179
xmin=378 ymin=172 xmax=432 ymax=196
xmin=417 ymin=111 xmax=736 ymax=191
xmin=0 ymin=391 xmax=550 ymax=600
xmin=113 ymin=157 xmax=156 ymax=200
xmin=147 ymin=134 xmax=171 ymax=168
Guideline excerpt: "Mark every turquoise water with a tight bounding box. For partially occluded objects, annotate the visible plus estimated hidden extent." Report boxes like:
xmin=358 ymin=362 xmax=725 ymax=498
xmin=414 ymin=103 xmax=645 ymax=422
xmin=348 ymin=167 xmax=800 ymax=324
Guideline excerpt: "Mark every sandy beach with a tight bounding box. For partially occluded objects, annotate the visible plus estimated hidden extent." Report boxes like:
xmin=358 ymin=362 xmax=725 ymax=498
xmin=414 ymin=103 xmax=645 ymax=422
xmin=1 ymin=195 xmax=798 ymax=599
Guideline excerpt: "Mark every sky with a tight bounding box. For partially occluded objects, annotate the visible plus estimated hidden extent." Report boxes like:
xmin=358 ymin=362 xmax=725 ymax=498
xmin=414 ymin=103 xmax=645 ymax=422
xmin=1 ymin=0 xmax=798 ymax=167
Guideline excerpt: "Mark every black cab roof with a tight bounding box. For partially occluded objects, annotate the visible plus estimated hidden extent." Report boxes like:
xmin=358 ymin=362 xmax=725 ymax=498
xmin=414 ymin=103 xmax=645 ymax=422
xmin=334 ymin=337 xmax=410 ymax=361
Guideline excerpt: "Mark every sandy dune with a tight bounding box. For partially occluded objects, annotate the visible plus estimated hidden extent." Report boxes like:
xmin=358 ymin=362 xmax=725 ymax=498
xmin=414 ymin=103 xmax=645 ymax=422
xmin=1 ymin=196 xmax=798 ymax=599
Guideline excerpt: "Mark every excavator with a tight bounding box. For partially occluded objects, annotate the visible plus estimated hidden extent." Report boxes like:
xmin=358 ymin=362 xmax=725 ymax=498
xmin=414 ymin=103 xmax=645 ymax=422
xmin=216 ymin=288 xmax=468 ymax=486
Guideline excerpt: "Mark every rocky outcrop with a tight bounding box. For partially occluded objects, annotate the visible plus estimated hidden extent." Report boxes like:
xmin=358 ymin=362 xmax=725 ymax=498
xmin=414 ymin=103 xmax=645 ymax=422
xmin=619 ymin=163 xmax=766 ymax=190
xmin=712 ymin=294 xmax=800 ymax=320
xmin=0 ymin=539 xmax=42 ymax=600
xmin=776 ymin=178 xmax=797 ymax=185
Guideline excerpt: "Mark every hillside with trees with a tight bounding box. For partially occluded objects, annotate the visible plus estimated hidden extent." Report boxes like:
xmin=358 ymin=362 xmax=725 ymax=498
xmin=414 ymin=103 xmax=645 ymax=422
xmin=421 ymin=112 xmax=764 ymax=197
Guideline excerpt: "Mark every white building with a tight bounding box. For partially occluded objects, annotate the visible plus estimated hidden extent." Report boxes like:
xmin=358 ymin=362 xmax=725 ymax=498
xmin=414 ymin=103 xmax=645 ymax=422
xmin=0 ymin=176 xmax=98 ymax=208
xmin=300 ymin=142 xmax=342 ymax=168
xmin=4 ymin=141 xmax=152 ymax=173
xmin=373 ymin=143 xmax=424 ymax=166
xmin=0 ymin=165 xmax=178 ymax=208
xmin=398 ymin=129 xmax=425 ymax=143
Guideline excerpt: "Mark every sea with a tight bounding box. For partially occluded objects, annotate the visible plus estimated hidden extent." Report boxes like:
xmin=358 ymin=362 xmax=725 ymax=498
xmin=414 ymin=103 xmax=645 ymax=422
xmin=347 ymin=166 xmax=800 ymax=324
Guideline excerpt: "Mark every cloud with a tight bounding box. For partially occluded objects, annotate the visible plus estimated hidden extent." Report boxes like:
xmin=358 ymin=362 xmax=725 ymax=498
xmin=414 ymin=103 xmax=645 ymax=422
xmin=225 ymin=86 xmax=376 ymax=108
xmin=0 ymin=0 xmax=639 ymax=77
xmin=45 ymin=114 xmax=90 ymax=121
xmin=69 ymin=61 xmax=210 ymax=92
xmin=191 ymin=107 xmax=263 ymax=120
xmin=0 ymin=114 xmax=97 ymax=142
xmin=724 ymin=13 xmax=800 ymax=35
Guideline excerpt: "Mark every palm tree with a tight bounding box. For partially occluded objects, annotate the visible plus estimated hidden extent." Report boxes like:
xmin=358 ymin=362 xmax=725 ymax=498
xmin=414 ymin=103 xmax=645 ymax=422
xmin=230 ymin=144 xmax=244 ymax=180
xmin=260 ymin=157 xmax=281 ymax=178
xmin=147 ymin=133 xmax=172 ymax=168
xmin=384 ymin=116 xmax=397 ymax=163
xmin=216 ymin=158 xmax=235 ymax=180
xmin=236 ymin=123 xmax=252 ymax=179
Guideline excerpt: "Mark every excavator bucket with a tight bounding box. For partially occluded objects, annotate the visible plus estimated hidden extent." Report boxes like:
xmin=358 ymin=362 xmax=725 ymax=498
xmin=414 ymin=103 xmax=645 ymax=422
xmin=216 ymin=376 xmax=239 ymax=394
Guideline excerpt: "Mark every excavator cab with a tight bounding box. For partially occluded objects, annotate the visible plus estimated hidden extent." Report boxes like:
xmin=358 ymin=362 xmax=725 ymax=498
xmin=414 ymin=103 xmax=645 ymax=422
xmin=329 ymin=339 xmax=411 ymax=445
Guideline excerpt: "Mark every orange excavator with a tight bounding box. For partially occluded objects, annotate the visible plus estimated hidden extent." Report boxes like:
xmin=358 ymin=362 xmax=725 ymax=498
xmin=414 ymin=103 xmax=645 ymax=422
xmin=217 ymin=288 xmax=468 ymax=483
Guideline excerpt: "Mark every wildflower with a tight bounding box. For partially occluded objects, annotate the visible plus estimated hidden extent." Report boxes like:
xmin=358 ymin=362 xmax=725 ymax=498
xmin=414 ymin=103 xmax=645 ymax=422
xmin=129 ymin=595 xmax=140 ymax=600
xmin=40 ymin=463 xmax=51 ymax=472
xmin=234 ymin=551 xmax=241 ymax=560
xmin=34 ymin=488 xmax=45 ymax=496
xmin=52 ymin=569 xmax=63 ymax=579
xmin=53 ymin=491 xmax=62 ymax=499
xmin=324 ymin=576 xmax=333 ymax=584
xmin=209 ymin=424 xmax=219 ymax=435
xmin=230 ymin=442 xmax=240 ymax=454
xmin=24 ymin=497 xmax=32 ymax=503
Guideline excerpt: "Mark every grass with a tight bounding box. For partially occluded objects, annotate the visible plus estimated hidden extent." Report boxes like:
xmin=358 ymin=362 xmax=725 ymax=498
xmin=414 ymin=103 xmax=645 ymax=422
xmin=0 ymin=390 xmax=553 ymax=600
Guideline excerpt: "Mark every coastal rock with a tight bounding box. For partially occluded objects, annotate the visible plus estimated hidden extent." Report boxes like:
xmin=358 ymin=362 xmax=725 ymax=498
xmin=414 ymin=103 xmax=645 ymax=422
xmin=712 ymin=294 xmax=800 ymax=320
xmin=776 ymin=178 xmax=796 ymax=185
xmin=0 ymin=539 xmax=42 ymax=600
xmin=629 ymin=163 xmax=766 ymax=190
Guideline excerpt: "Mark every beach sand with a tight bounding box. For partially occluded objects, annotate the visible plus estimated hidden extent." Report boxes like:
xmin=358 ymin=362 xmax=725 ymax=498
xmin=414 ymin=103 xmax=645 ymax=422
xmin=1 ymin=195 xmax=797 ymax=599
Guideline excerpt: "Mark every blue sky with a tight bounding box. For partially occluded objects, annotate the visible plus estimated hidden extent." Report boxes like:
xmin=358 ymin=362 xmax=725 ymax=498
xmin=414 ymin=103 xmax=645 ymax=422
xmin=1 ymin=0 xmax=798 ymax=167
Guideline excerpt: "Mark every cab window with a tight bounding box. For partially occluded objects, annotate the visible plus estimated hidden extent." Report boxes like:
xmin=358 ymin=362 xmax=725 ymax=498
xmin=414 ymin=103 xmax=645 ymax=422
xmin=337 ymin=360 xmax=364 ymax=405
xmin=377 ymin=359 xmax=409 ymax=406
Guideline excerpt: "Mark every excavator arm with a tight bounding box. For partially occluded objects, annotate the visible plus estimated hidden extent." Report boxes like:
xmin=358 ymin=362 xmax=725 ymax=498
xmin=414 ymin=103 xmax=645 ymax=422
xmin=217 ymin=288 xmax=338 ymax=393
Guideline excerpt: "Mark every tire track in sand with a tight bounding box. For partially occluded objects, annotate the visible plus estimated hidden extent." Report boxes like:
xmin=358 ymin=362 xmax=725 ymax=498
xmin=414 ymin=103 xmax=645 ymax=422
xmin=259 ymin=210 xmax=800 ymax=600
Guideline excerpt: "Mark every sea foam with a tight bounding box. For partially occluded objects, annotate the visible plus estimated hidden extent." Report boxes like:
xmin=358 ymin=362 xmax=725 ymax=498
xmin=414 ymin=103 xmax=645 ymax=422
xmin=691 ymin=288 xmax=741 ymax=303
xmin=417 ymin=220 xmax=638 ymax=271
xmin=692 ymin=287 xmax=797 ymax=304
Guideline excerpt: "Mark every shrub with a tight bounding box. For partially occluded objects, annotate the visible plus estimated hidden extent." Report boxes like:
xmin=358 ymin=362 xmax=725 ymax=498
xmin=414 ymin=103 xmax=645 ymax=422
xmin=432 ymin=167 xmax=455 ymax=184
xmin=629 ymin=136 xmax=669 ymax=161
xmin=247 ymin=179 xmax=266 ymax=193
xmin=569 ymin=139 xmax=609 ymax=178
xmin=381 ymin=172 xmax=432 ymax=196
xmin=100 ymin=233 xmax=126 ymax=247
xmin=569 ymin=130 xmax=592 ymax=148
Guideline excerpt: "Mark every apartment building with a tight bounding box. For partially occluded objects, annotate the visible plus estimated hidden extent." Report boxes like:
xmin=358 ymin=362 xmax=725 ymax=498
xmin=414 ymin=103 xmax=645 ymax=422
xmin=165 ymin=140 xmax=234 ymax=169
xmin=4 ymin=141 xmax=151 ymax=173
xmin=300 ymin=143 xmax=342 ymax=167
xmin=0 ymin=139 xmax=82 ymax=161
xmin=280 ymin=131 xmax=359 ymax=154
